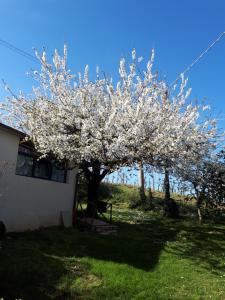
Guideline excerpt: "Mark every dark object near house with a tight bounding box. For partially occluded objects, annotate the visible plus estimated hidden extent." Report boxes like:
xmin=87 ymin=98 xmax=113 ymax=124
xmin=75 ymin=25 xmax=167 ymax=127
xmin=0 ymin=221 xmax=6 ymax=248
xmin=96 ymin=201 xmax=107 ymax=214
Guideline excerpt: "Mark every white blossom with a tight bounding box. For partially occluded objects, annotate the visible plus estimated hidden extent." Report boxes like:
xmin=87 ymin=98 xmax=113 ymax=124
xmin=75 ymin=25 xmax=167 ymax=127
xmin=0 ymin=46 xmax=219 ymax=178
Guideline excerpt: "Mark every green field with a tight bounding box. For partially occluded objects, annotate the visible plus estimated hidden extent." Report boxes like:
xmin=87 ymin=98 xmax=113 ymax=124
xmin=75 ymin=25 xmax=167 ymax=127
xmin=1 ymin=195 xmax=225 ymax=300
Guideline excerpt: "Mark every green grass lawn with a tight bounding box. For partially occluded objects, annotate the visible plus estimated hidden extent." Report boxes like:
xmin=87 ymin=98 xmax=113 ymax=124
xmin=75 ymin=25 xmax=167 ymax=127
xmin=1 ymin=206 xmax=225 ymax=299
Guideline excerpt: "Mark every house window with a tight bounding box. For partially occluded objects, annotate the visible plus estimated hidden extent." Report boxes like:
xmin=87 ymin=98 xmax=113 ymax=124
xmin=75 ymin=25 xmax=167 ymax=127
xmin=16 ymin=154 xmax=34 ymax=177
xmin=34 ymin=160 xmax=52 ymax=179
xmin=16 ymin=145 xmax=67 ymax=183
xmin=51 ymin=165 xmax=67 ymax=182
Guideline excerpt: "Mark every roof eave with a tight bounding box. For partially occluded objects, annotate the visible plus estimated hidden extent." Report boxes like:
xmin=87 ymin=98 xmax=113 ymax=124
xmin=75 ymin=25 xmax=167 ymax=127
xmin=0 ymin=123 xmax=26 ymax=138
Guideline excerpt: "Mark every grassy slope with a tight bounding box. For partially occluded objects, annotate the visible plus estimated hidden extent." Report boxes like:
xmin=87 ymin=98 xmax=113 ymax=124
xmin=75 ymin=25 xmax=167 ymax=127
xmin=1 ymin=185 xmax=225 ymax=299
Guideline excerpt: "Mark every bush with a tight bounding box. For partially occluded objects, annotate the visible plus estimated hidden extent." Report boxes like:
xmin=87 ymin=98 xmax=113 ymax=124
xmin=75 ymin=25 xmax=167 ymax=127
xmin=129 ymin=195 xmax=141 ymax=209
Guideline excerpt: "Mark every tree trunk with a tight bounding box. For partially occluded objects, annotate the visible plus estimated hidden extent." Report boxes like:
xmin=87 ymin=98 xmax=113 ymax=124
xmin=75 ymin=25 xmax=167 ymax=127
xmin=148 ymin=186 xmax=153 ymax=201
xmin=138 ymin=162 xmax=146 ymax=203
xmin=152 ymin=174 xmax=155 ymax=192
xmin=196 ymin=194 xmax=203 ymax=223
xmin=86 ymin=178 xmax=100 ymax=218
xmin=164 ymin=168 xmax=179 ymax=218
xmin=82 ymin=162 xmax=109 ymax=218
xmin=197 ymin=206 xmax=202 ymax=223
xmin=194 ymin=187 xmax=203 ymax=223
xmin=147 ymin=186 xmax=153 ymax=209
xmin=164 ymin=168 xmax=170 ymax=202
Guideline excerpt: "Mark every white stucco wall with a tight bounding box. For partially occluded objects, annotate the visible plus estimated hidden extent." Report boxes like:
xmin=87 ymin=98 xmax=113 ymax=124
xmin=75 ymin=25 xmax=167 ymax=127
xmin=0 ymin=126 xmax=77 ymax=232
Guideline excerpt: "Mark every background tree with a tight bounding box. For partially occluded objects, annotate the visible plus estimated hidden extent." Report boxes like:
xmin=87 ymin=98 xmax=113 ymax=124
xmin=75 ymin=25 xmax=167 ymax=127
xmin=144 ymin=78 xmax=218 ymax=217
xmin=175 ymin=151 xmax=225 ymax=221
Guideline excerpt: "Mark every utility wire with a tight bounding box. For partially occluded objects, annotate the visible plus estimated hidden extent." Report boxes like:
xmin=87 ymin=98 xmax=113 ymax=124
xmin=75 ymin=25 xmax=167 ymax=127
xmin=0 ymin=38 xmax=38 ymax=64
xmin=0 ymin=33 xmax=225 ymax=87
xmin=170 ymin=31 xmax=225 ymax=87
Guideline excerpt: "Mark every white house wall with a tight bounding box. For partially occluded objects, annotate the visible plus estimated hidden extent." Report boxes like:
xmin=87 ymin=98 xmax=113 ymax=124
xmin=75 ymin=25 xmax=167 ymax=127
xmin=0 ymin=126 xmax=77 ymax=232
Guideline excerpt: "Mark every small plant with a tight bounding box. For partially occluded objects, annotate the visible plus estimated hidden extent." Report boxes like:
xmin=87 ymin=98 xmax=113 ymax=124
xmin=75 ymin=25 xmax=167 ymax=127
xmin=129 ymin=195 xmax=141 ymax=209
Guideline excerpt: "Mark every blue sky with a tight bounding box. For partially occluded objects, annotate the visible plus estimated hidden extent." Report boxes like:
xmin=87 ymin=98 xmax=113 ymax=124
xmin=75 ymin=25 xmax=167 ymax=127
xmin=0 ymin=0 xmax=225 ymax=128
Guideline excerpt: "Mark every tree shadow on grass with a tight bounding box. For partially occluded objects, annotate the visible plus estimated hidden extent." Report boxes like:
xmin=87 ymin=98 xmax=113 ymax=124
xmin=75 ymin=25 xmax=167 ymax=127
xmin=55 ymin=216 xmax=225 ymax=275
xmin=1 ymin=216 xmax=225 ymax=299
xmin=165 ymin=221 xmax=225 ymax=274
xmin=80 ymin=221 xmax=177 ymax=271
xmin=0 ymin=231 xmax=92 ymax=300
xmin=37 ymin=217 xmax=181 ymax=272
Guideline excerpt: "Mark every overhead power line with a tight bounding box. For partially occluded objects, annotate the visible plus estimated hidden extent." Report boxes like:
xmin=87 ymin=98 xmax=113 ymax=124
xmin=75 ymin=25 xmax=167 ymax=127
xmin=0 ymin=33 xmax=225 ymax=87
xmin=170 ymin=32 xmax=225 ymax=87
xmin=0 ymin=38 xmax=38 ymax=64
